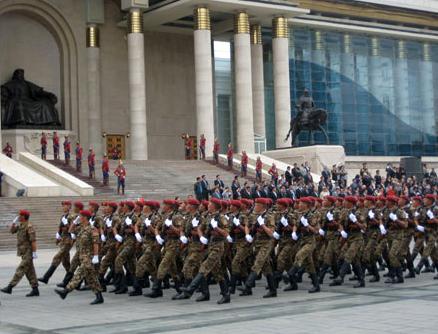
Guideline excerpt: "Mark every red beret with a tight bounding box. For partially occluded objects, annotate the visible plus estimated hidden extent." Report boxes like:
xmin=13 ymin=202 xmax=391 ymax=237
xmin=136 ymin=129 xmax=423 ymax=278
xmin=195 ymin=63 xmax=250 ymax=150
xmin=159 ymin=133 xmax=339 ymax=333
xmin=163 ymin=199 xmax=178 ymax=206
xmin=412 ymin=196 xmax=422 ymax=202
xmin=307 ymin=197 xmax=316 ymax=203
xmin=229 ymin=200 xmax=241 ymax=208
xmin=316 ymin=198 xmax=323 ymax=203
xmin=344 ymin=196 xmax=357 ymax=204
xmin=74 ymin=201 xmax=84 ymax=210
xmin=143 ymin=200 xmax=160 ymax=209
xmin=201 ymin=200 xmax=210 ymax=208
xmin=324 ymin=196 xmax=336 ymax=203
xmin=358 ymin=197 xmax=365 ymax=202
xmin=425 ymin=194 xmax=435 ymax=201
xmin=299 ymin=197 xmax=312 ymax=205
xmin=108 ymin=202 xmax=118 ymax=210
xmin=119 ymin=201 xmax=126 ymax=207
xmin=89 ymin=201 xmax=99 ymax=209
xmin=376 ymin=196 xmax=386 ymax=202
xmin=221 ymin=200 xmax=230 ymax=208
xmin=276 ymin=198 xmax=290 ymax=207
xmin=255 ymin=198 xmax=272 ymax=206
xmin=125 ymin=201 xmax=135 ymax=209
xmin=210 ymin=198 xmax=222 ymax=207
xmin=365 ymin=196 xmax=375 ymax=202
xmin=399 ymin=195 xmax=409 ymax=202
xmin=240 ymin=199 xmax=254 ymax=207
xmin=19 ymin=210 xmax=30 ymax=219
xmin=80 ymin=210 xmax=92 ymax=218
xmin=336 ymin=197 xmax=344 ymax=202
xmin=135 ymin=200 xmax=144 ymax=207
xmin=386 ymin=196 xmax=399 ymax=203
xmin=62 ymin=200 xmax=72 ymax=206
xmin=187 ymin=199 xmax=200 ymax=206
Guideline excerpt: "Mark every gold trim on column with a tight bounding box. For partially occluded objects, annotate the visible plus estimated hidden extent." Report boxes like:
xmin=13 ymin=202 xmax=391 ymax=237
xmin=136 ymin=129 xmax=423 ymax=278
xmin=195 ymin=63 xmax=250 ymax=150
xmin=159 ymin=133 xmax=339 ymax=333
xmin=194 ymin=7 xmax=210 ymax=30
xmin=343 ymin=33 xmax=351 ymax=54
xmin=423 ymin=42 xmax=431 ymax=61
xmin=397 ymin=40 xmax=406 ymax=59
xmin=234 ymin=12 xmax=250 ymax=34
xmin=128 ymin=8 xmax=143 ymax=34
xmin=272 ymin=16 xmax=288 ymax=39
xmin=86 ymin=25 xmax=99 ymax=48
xmin=314 ymin=30 xmax=323 ymax=50
xmin=250 ymin=24 xmax=262 ymax=45
xmin=371 ymin=37 xmax=379 ymax=57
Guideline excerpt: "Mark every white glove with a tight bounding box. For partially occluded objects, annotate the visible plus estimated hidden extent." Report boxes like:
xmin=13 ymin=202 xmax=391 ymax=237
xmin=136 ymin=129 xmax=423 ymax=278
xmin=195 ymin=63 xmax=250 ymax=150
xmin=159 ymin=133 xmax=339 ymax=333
xmin=70 ymin=233 xmax=76 ymax=240
xmin=403 ymin=211 xmax=409 ymax=219
xmin=389 ymin=213 xmax=397 ymax=221
xmin=427 ymin=210 xmax=435 ymax=219
xmin=200 ymin=236 xmax=209 ymax=245
xmin=61 ymin=216 xmax=69 ymax=225
xmin=416 ymin=225 xmax=425 ymax=232
xmin=115 ymin=234 xmax=123 ymax=243
xmin=180 ymin=235 xmax=188 ymax=244
xmin=273 ymin=231 xmax=280 ymax=240
xmin=233 ymin=217 xmax=240 ymax=226
xmin=100 ymin=234 xmax=106 ymax=242
xmin=32 ymin=252 xmax=38 ymax=259
xmin=226 ymin=235 xmax=233 ymax=243
xmin=155 ymin=234 xmax=164 ymax=245
xmin=224 ymin=215 xmax=229 ymax=221
xmin=105 ymin=218 xmax=112 ymax=227
xmin=280 ymin=216 xmax=288 ymax=227
xmin=291 ymin=231 xmax=298 ymax=241
xmin=257 ymin=216 xmax=265 ymax=225
xmin=12 ymin=216 xmax=19 ymax=224
xmin=379 ymin=224 xmax=387 ymax=235
xmin=340 ymin=230 xmax=348 ymax=239
xmin=89 ymin=219 xmax=95 ymax=227
xmin=414 ymin=211 xmax=420 ymax=218
xmin=319 ymin=229 xmax=325 ymax=236
xmin=135 ymin=233 xmax=142 ymax=243
xmin=73 ymin=216 xmax=80 ymax=225
xmin=56 ymin=232 xmax=61 ymax=240
xmin=368 ymin=211 xmax=375 ymax=220
xmin=210 ymin=219 xmax=218 ymax=229
xmin=245 ymin=234 xmax=253 ymax=243
xmin=91 ymin=255 xmax=99 ymax=264
xmin=125 ymin=217 xmax=132 ymax=226
xmin=326 ymin=212 xmax=334 ymax=221
xmin=300 ymin=216 xmax=309 ymax=227
xmin=349 ymin=213 xmax=357 ymax=223
xmin=164 ymin=218 xmax=172 ymax=227
xmin=191 ymin=218 xmax=199 ymax=227
xmin=144 ymin=218 xmax=152 ymax=227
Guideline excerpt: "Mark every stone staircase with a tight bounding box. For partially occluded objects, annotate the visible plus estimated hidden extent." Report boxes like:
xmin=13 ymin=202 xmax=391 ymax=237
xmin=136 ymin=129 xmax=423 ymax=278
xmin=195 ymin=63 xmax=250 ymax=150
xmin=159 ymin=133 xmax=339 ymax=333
xmin=0 ymin=159 xmax=243 ymax=251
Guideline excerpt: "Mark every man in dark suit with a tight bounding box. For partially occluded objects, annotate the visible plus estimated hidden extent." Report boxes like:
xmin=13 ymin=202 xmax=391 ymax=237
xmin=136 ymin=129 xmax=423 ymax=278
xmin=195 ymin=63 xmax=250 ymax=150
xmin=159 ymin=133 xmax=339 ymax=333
xmin=285 ymin=166 xmax=292 ymax=186
xmin=214 ymin=175 xmax=225 ymax=193
xmin=240 ymin=182 xmax=252 ymax=199
xmin=194 ymin=177 xmax=203 ymax=201
xmin=201 ymin=175 xmax=210 ymax=200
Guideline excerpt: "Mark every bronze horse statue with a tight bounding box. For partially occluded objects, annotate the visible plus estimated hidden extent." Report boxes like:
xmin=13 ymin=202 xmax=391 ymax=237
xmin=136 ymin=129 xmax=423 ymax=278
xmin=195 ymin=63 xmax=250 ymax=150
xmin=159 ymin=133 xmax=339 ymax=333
xmin=285 ymin=106 xmax=329 ymax=147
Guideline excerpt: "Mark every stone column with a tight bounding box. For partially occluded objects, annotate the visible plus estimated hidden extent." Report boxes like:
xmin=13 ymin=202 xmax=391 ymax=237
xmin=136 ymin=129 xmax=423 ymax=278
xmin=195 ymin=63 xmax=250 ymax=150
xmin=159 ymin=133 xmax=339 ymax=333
xmin=272 ymin=16 xmax=291 ymax=149
xmin=393 ymin=40 xmax=410 ymax=125
xmin=368 ymin=37 xmax=380 ymax=102
xmin=420 ymin=42 xmax=436 ymax=138
xmin=250 ymin=24 xmax=265 ymax=138
xmin=86 ymin=24 xmax=103 ymax=157
xmin=127 ymin=8 xmax=148 ymax=160
xmin=194 ymin=7 xmax=215 ymax=157
xmin=234 ymin=12 xmax=255 ymax=153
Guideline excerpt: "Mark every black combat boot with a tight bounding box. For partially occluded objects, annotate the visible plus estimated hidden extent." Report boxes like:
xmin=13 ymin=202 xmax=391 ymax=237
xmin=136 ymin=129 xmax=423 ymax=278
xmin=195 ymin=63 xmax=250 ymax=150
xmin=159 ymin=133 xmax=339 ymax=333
xmin=196 ymin=277 xmax=210 ymax=302
xmin=422 ymin=258 xmax=434 ymax=273
xmin=98 ymin=275 xmax=107 ymax=292
xmin=26 ymin=287 xmax=40 ymax=297
xmin=144 ymin=279 xmax=163 ymax=298
xmin=229 ymin=274 xmax=239 ymax=294
xmin=217 ymin=280 xmax=231 ymax=304
xmin=384 ymin=267 xmax=395 ymax=283
xmin=296 ymin=267 xmax=305 ymax=283
xmin=143 ymin=272 xmax=150 ymax=288
xmin=173 ymin=279 xmax=192 ymax=300
xmin=90 ymin=292 xmax=104 ymax=305
xmin=115 ymin=273 xmax=128 ymax=294
xmin=394 ymin=267 xmax=404 ymax=284
xmin=330 ymin=261 xmax=350 ymax=286
xmin=179 ymin=273 xmax=204 ymax=299
xmin=353 ymin=264 xmax=365 ymax=288
xmin=109 ymin=273 xmax=122 ymax=293
xmin=38 ymin=265 xmax=57 ymax=284
xmin=369 ymin=263 xmax=380 ymax=283
xmin=129 ymin=277 xmax=143 ymax=296
xmin=54 ymin=288 xmax=70 ymax=299
xmin=1 ymin=284 xmax=13 ymax=294
xmin=263 ymin=274 xmax=277 ymax=298
xmin=239 ymin=271 xmax=257 ymax=296
xmin=309 ymin=273 xmax=320 ymax=293
xmin=57 ymin=271 xmax=74 ymax=288
xmin=284 ymin=266 xmax=299 ymax=291
xmin=318 ymin=264 xmax=330 ymax=284
xmin=415 ymin=257 xmax=426 ymax=275
xmin=171 ymin=279 xmax=182 ymax=300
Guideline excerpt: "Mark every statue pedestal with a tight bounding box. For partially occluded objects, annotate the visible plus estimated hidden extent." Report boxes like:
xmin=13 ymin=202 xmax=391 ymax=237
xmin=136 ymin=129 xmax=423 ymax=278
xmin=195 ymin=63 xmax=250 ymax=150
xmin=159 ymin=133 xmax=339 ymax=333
xmin=263 ymin=145 xmax=346 ymax=175
xmin=2 ymin=129 xmax=76 ymax=159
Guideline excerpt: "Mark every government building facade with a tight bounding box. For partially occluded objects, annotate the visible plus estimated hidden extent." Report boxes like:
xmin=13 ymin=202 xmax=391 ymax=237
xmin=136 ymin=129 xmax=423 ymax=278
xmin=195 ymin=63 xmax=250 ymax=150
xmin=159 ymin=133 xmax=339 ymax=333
xmin=1 ymin=0 xmax=438 ymax=160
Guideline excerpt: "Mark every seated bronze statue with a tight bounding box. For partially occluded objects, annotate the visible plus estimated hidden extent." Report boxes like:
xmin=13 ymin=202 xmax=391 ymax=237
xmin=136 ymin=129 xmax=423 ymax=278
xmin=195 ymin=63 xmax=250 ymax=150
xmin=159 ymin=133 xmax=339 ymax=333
xmin=1 ymin=69 xmax=61 ymax=128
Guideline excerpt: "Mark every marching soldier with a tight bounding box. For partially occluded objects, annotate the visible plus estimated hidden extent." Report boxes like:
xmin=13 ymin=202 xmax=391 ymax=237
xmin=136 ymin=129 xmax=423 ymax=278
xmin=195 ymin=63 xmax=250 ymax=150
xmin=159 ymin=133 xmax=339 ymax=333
xmin=1 ymin=210 xmax=39 ymax=297
xmin=400 ymin=196 xmax=417 ymax=279
xmin=55 ymin=210 xmax=103 ymax=305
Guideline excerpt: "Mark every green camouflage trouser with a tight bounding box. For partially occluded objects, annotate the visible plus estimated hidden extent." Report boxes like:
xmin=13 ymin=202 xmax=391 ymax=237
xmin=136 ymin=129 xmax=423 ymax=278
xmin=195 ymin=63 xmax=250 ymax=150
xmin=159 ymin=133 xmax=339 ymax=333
xmin=294 ymin=237 xmax=316 ymax=274
xmin=323 ymin=236 xmax=340 ymax=266
xmin=276 ymin=239 xmax=298 ymax=273
xmin=343 ymin=234 xmax=364 ymax=265
xmin=99 ymin=241 xmax=117 ymax=276
xmin=135 ymin=240 xmax=160 ymax=278
xmin=182 ymin=242 xmax=204 ymax=279
xmin=52 ymin=238 xmax=72 ymax=271
xmin=423 ymin=229 xmax=438 ymax=263
xmin=362 ymin=230 xmax=379 ymax=266
xmin=387 ymin=232 xmax=404 ymax=268
xmin=114 ymin=239 xmax=135 ymax=274
xmin=10 ymin=251 xmax=38 ymax=288
xmin=69 ymin=249 xmax=80 ymax=274
xmin=231 ymin=239 xmax=252 ymax=277
xmin=66 ymin=255 xmax=102 ymax=293
xmin=199 ymin=241 xmax=225 ymax=281
xmin=157 ymin=240 xmax=179 ymax=280
xmin=251 ymin=239 xmax=275 ymax=276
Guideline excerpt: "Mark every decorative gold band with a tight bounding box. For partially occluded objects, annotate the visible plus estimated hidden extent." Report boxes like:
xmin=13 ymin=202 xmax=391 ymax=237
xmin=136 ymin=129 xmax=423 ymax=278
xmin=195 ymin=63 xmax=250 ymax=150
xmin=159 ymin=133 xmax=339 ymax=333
xmin=343 ymin=34 xmax=351 ymax=54
xmin=315 ymin=30 xmax=323 ymax=50
xmin=86 ymin=25 xmax=99 ymax=48
xmin=398 ymin=40 xmax=406 ymax=59
xmin=194 ymin=7 xmax=211 ymax=30
xmin=235 ymin=12 xmax=250 ymax=34
xmin=272 ymin=16 xmax=288 ymax=38
xmin=128 ymin=8 xmax=143 ymax=34
xmin=424 ymin=42 xmax=431 ymax=61
xmin=371 ymin=37 xmax=379 ymax=56
xmin=250 ymin=24 xmax=262 ymax=45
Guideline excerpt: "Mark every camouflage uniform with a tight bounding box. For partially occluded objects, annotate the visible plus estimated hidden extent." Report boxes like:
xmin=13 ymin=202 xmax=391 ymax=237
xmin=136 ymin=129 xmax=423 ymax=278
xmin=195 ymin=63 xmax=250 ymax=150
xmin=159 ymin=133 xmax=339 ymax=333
xmin=362 ymin=207 xmax=382 ymax=281
xmin=275 ymin=210 xmax=298 ymax=275
xmin=99 ymin=213 xmax=121 ymax=277
xmin=52 ymin=213 xmax=73 ymax=271
xmin=416 ymin=205 xmax=438 ymax=270
xmin=182 ymin=212 xmax=205 ymax=280
xmin=114 ymin=212 xmax=138 ymax=275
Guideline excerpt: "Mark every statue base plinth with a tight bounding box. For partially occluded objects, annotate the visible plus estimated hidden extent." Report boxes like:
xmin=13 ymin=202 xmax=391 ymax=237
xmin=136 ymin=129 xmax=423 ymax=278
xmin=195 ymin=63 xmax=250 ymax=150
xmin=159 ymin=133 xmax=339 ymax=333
xmin=264 ymin=145 xmax=346 ymax=175
xmin=2 ymin=129 xmax=76 ymax=159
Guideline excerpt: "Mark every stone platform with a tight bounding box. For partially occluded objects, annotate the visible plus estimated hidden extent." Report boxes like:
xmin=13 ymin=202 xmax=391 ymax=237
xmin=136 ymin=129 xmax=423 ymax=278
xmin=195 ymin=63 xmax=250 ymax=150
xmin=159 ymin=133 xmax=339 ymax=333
xmin=0 ymin=249 xmax=437 ymax=334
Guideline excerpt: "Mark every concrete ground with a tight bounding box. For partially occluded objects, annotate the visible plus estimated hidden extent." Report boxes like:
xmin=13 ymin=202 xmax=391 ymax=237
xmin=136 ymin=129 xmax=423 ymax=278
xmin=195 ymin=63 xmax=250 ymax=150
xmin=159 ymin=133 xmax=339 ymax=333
xmin=0 ymin=249 xmax=438 ymax=334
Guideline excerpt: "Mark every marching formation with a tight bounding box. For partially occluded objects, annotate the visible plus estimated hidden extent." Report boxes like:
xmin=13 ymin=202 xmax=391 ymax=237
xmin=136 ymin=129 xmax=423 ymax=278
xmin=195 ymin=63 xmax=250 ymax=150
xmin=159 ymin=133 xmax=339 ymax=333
xmin=2 ymin=194 xmax=438 ymax=305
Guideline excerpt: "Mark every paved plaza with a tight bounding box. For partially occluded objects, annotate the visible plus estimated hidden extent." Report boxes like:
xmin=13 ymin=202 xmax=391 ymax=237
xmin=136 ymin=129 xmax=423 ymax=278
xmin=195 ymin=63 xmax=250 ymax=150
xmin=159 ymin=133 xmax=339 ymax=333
xmin=0 ymin=249 xmax=437 ymax=334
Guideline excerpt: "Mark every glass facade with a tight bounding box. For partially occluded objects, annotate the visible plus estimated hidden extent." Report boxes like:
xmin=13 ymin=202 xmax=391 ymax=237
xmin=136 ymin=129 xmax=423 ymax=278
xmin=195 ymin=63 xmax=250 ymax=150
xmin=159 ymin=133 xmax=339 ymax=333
xmin=215 ymin=27 xmax=438 ymax=156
